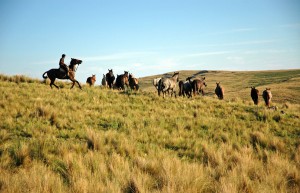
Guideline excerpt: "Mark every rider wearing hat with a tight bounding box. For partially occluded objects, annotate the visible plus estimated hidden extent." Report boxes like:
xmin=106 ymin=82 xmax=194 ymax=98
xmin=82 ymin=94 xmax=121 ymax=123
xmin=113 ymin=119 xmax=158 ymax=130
xmin=59 ymin=54 xmax=68 ymax=76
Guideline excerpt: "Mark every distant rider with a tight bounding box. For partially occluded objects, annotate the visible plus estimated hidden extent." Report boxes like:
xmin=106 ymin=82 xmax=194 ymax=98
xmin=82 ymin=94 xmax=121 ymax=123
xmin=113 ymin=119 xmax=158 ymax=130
xmin=59 ymin=54 xmax=68 ymax=77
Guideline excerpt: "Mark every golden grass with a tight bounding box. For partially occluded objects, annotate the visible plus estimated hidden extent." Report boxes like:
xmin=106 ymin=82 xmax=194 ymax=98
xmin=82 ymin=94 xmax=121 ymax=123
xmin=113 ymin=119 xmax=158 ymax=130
xmin=0 ymin=71 xmax=300 ymax=192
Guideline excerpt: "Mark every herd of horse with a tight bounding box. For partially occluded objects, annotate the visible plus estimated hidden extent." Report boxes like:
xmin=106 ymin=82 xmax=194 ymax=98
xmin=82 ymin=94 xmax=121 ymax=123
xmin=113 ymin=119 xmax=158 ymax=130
xmin=153 ymin=72 xmax=272 ymax=107
xmin=100 ymin=70 xmax=139 ymax=91
xmin=42 ymin=59 xmax=272 ymax=107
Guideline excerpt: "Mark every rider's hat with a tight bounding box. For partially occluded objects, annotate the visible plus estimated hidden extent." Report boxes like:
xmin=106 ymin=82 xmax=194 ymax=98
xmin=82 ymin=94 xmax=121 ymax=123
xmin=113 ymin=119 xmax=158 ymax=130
xmin=62 ymin=54 xmax=66 ymax=57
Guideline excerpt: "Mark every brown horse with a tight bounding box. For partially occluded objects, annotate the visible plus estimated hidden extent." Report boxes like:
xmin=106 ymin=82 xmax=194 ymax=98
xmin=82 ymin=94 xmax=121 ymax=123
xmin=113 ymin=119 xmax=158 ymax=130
xmin=262 ymin=88 xmax=272 ymax=107
xmin=86 ymin=74 xmax=96 ymax=86
xmin=129 ymin=73 xmax=139 ymax=91
xmin=42 ymin=58 xmax=82 ymax=89
xmin=191 ymin=77 xmax=207 ymax=96
xmin=115 ymin=71 xmax=129 ymax=90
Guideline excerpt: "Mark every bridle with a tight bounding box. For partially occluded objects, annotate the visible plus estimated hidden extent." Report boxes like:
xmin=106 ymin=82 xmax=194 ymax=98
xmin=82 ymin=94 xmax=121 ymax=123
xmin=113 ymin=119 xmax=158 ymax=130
xmin=70 ymin=59 xmax=81 ymax=72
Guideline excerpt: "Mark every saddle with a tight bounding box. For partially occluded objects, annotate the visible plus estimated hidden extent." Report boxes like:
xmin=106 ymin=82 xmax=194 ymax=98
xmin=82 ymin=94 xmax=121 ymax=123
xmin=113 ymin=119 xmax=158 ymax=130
xmin=59 ymin=67 xmax=69 ymax=77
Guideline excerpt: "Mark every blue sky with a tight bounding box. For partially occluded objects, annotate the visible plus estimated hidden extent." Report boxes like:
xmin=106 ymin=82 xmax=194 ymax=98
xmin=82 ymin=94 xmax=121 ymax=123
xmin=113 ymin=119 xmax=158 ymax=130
xmin=0 ymin=0 xmax=300 ymax=82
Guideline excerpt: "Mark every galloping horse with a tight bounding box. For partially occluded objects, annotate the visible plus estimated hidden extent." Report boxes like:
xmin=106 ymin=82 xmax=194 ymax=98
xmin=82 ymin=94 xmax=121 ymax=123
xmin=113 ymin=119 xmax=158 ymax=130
xmin=158 ymin=72 xmax=179 ymax=98
xmin=42 ymin=58 xmax=82 ymax=89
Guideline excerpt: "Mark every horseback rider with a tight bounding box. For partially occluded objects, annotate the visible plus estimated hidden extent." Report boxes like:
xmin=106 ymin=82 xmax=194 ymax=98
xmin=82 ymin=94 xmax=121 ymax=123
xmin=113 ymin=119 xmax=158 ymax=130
xmin=59 ymin=54 xmax=68 ymax=77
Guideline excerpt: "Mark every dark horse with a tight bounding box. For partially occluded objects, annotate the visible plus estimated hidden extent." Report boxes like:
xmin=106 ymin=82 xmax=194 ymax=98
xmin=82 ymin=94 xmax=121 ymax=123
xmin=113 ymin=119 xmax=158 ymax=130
xmin=42 ymin=58 xmax=82 ymax=89
xmin=106 ymin=69 xmax=115 ymax=89
xmin=251 ymin=87 xmax=259 ymax=105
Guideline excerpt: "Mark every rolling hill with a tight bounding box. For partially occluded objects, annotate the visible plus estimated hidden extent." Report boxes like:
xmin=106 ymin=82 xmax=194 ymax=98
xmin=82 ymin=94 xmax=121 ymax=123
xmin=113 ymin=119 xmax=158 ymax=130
xmin=0 ymin=70 xmax=299 ymax=193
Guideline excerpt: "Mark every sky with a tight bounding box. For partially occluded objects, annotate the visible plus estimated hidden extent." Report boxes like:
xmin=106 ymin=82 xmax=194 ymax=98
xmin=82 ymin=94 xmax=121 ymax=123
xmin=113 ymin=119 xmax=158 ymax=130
xmin=0 ymin=0 xmax=300 ymax=83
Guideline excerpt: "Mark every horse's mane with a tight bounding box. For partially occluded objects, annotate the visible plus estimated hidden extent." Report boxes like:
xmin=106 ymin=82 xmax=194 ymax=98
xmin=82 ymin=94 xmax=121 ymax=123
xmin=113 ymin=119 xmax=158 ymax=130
xmin=172 ymin=72 xmax=179 ymax=76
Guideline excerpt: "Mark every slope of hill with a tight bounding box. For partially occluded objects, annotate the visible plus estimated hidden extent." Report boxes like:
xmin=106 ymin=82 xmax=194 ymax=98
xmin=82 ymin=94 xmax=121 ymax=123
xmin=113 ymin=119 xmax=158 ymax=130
xmin=0 ymin=72 xmax=300 ymax=193
xmin=139 ymin=69 xmax=300 ymax=104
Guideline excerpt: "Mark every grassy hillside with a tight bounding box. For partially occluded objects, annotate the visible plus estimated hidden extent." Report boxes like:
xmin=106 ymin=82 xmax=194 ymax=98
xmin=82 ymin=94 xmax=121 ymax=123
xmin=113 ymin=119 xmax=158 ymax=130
xmin=0 ymin=73 xmax=300 ymax=193
xmin=139 ymin=69 xmax=300 ymax=104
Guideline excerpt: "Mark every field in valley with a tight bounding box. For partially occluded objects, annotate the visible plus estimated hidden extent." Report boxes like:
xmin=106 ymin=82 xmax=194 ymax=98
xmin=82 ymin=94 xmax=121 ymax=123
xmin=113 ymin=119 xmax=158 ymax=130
xmin=0 ymin=69 xmax=300 ymax=193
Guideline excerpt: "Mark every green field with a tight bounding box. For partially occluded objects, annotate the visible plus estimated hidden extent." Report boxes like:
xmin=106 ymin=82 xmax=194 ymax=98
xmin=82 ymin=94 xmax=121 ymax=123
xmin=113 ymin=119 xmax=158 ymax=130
xmin=0 ymin=70 xmax=300 ymax=193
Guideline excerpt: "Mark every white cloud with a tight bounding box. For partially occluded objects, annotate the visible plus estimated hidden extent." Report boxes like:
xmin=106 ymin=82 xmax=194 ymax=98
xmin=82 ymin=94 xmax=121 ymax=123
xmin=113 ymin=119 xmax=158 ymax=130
xmin=184 ymin=51 xmax=234 ymax=57
xmin=205 ymin=39 xmax=278 ymax=47
xmin=242 ymin=49 xmax=289 ymax=54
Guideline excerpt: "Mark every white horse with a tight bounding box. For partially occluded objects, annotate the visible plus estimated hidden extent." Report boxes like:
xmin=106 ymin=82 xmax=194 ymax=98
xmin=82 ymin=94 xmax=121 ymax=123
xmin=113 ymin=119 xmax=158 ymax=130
xmin=153 ymin=77 xmax=161 ymax=90
xmin=158 ymin=72 xmax=179 ymax=98
xmin=101 ymin=74 xmax=108 ymax=88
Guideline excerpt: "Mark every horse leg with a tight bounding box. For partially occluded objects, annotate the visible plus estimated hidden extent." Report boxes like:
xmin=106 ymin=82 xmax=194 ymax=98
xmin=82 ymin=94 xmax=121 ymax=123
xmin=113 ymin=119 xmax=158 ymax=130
xmin=163 ymin=87 xmax=170 ymax=98
xmin=76 ymin=80 xmax=82 ymax=90
xmin=50 ymin=80 xmax=53 ymax=89
xmin=173 ymin=89 xmax=177 ymax=98
xmin=170 ymin=88 xmax=176 ymax=98
xmin=70 ymin=81 xmax=75 ymax=89
xmin=50 ymin=79 xmax=59 ymax=89
xmin=69 ymin=75 xmax=82 ymax=90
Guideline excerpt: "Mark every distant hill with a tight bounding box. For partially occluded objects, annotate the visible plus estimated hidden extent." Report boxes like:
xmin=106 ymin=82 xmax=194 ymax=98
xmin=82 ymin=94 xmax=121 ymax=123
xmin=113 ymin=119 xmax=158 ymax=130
xmin=139 ymin=69 xmax=300 ymax=104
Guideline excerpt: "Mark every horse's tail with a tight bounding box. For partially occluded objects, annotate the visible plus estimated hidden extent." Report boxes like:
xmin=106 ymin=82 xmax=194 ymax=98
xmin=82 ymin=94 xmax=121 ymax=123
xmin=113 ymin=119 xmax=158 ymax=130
xmin=178 ymin=81 xmax=183 ymax=96
xmin=42 ymin=71 xmax=48 ymax=79
xmin=157 ymin=79 xmax=162 ymax=96
xmin=193 ymin=81 xmax=197 ymax=96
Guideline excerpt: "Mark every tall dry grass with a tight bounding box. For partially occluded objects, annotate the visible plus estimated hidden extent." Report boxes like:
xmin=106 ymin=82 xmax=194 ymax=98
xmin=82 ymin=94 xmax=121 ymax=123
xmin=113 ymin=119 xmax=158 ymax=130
xmin=0 ymin=74 xmax=299 ymax=193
